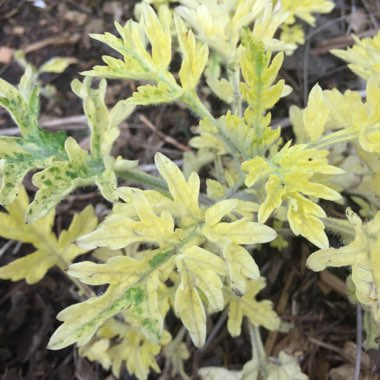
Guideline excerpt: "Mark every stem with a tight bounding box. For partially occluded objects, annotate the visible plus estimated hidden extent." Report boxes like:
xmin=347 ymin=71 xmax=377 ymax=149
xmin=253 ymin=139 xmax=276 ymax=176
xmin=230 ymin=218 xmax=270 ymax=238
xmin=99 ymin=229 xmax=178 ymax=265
xmin=204 ymin=310 xmax=228 ymax=350
xmin=248 ymin=322 xmax=266 ymax=376
xmin=67 ymin=274 xmax=95 ymax=299
xmin=322 ymin=217 xmax=355 ymax=240
xmin=116 ymin=167 xmax=169 ymax=195
xmin=214 ymin=153 xmax=225 ymax=184
xmin=228 ymin=58 xmax=243 ymax=117
xmin=311 ymin=129 xmax=357 ymax=150
xmin=182 ymin=90 xmax=214 ymax=120
xmin=354 ymin=305 xmax=363 ymax=380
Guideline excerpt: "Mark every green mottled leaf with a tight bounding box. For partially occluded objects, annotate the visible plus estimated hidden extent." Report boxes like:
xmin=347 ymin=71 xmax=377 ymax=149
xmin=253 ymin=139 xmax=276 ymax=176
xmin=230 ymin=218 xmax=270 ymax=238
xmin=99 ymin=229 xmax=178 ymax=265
xmin=0 ymin=66 xmax=39 ymax=137
xmin=48 ymin=284 xmax=133 ymax=349
xmin=50 ymin=255 xmax=168 ymax=349
xmin=26 ymin=137 xmax=91 ymax=222
xmin=127 ymin=83 xmax=184 ymax=105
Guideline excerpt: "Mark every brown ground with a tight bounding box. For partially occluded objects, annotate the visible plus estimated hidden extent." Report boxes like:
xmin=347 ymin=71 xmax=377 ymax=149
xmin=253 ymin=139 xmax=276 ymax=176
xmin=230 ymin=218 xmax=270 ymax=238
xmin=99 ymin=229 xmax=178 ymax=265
xmin=1 ymin=0 xmax=380 ymax=379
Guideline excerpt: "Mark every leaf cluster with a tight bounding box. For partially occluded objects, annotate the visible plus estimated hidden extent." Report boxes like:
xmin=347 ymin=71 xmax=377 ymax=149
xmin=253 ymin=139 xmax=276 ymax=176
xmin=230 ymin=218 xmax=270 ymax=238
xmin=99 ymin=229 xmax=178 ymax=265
xmin=2 ymin=2 xmax=380 ymax=380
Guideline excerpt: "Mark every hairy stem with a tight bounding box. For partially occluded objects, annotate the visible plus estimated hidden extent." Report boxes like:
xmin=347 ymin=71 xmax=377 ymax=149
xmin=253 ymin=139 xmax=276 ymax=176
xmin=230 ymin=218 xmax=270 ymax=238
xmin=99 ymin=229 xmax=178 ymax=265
xmin=249 ymin=324 xmax=266 ymax=363
xmin=228 ymin=58 xmax=243 ymax=118
xmin=116 ymin=167 xmax=169 ymax=195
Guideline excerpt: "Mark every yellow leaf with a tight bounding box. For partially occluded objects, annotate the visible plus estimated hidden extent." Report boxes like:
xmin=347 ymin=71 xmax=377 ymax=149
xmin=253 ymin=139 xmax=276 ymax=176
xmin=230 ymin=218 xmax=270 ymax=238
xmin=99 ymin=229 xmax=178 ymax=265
xmin=266 ymin=351 xmax=309 ymax=380
xmin=0 ymin=70 xmax=69 ymax=207
xmin=68 ymin=256 xmax=147 ymax=286
xmin=281 ymin=0 xmax=335 ymax=25
xmin=174 ymin=266 xmax=206 ymax=348
xmin=155 ymin=152 xmax=202 ymax=220
xmin=242 ymin=143 xmax=343 ymax=246
xmin=175 ymin=15 xmax=209 ymax=90
xmin=108 ymin=329 xmax=170 ymax=379
xmin=302 ymin=83 xmax=329 ymax=143
xmin=203 ymin=218 xmax=277 ymax=246
xmin=287 ymin=194 xmax=328 ymax=249
xmin=39 ymin=57 xmax=77 ymax=74
xmin=48 ymin=285 xmax=127 ymax=349
xmin=307 ymin=209 xmax=380 ymax=322
xmin=204 ymin=199 xmax=238 ymax=226
xmin=226 ymin=278 xmax=280 ymax=336
xmin=331 ymin=32 xmax=380 ymax=79
xmin=206 ymin=76 xmax=234 ymax=104
xmin=0 ymin=250 xmax=56 ymax=285
xmin=280 ymin=24 xmax=305 ymax=46
xmin=258 ymin=174 xmax=286 ymax=223
xmin=77 ymin=191 xmax=177 ymax=250
xmin=127 ymin=82 xmax=184 ymax=105
xmin=177 ymin=246 xmax=226 ymax=313
xmin=241 ymin=156 xmax=271 ymax=187
xmin=142 ymin=4 xmax=172 ymax=71
xmin=223 ymin=243 xmax=260 ymax=296
xmin=0 ymin=189 xmax=97 ymax=284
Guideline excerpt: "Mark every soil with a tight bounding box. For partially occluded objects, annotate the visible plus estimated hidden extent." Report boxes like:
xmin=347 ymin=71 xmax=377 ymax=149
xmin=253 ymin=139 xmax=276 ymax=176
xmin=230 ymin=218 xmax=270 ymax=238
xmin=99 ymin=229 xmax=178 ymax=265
xmin=0 ymin=0 xmax=380 ymax=379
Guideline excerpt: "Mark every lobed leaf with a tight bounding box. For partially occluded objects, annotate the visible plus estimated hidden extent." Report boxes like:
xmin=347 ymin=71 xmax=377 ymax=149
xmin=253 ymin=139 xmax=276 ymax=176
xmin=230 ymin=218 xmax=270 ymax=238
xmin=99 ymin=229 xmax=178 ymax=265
xmin=203 ymin=218 xmax=277 ymax=246
xmin=331 ymin=32 xmax=380 ymax=80
xmin=307 ymin=209 xmax=380 ymax=322
xmin=175 ymin=15 xmax=209 ymax=90
xmin=0 ymin=71 xmax=68 ymax=206
xmin=174 ymin=266 xmax=206 ymax=348
xmin=226 ymin=278 xmax=280 ymax=336
xmin=281 ymin=0 xmax=335 ymax=25
xmin=155 ymin=152 xmax=202 ymax=220
xmin=127 ymin=83 xmax=184 ymax=106
xmin=223 ymin=243 xmax=260 ymax=296
xmin=0 ymin=188 xmax=97 ymax=284
xmin=242 ymin=143 xmax=343 ymax=247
